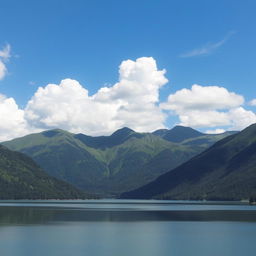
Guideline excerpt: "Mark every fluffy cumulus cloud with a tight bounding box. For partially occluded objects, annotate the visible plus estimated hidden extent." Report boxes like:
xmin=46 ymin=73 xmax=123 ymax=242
xmin=25 ymin=79 xmax=122 ymax=135
xmin=0 ymin=56 xmax=255 ymax=141
xmin=249 ymin=99 xmax=256 ymax=106
xmin=25 ymin=57 xmax=168 ymax=135
xmin=0 ymin=94 xmax=32 ymax=141
xmin=161 ymin=84 xmax=244 ymax=112
xmin=161 ymin=84 xmax=256 ymax=132
xmin=228 ymin=107 xmax=256 ymax=130
xmin=0 ymin=44 xmax=11 ymax=80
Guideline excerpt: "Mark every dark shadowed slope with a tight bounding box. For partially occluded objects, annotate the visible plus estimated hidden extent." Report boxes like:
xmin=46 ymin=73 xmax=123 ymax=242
xmin=0 ymin=145 xmax=87 ymax=199
xmin=153 ymin=125 xmax=204 ymax=143
xmin=153 ymin=125 xmax=237 ymax=147
xmin=121 ymin=124 xmax=256 ymax=201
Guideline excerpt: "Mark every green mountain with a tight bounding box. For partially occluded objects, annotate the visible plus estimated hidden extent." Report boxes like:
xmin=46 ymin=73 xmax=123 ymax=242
xmin=74 ymin=127 xmax=142 ymax=149
xmin=153 ymin=125 xmax=204 ymax=143
xmin=3 ymin=126 xmax=234 ymax=196
xmin=121 ymin=124 xmax=256 ymax=201
xmin=153 ymin=126 xmax=236 ymax=148
xmin=0 ymin=145 xmax=86 ymax=199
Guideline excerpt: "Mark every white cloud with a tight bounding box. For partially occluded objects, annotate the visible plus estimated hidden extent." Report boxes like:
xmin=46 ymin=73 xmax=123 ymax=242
xmin=180 ymin=31 xmax=235 ymax=58
xmin=0 ymin=62 xmax=7 ymax=80
xmin=228 ymin=107 xmax=256 ymax=130
xmin=161 ymin=84 xmax=244 ymax=112
xmin=0 ymin=55 xmax=255 ymax=141
xmin=25 ymin=79 xmax=124 ymax=135
xmin=0 ymin=94 xmax=33 ymax=141
xmin=178 ymin=110 xmax=230 ymax=128
xmin=0 ymin=44 xmax=11 ymax=80
xmin=206 ymin=128 xmax=226 ymax=134
xmin=25 ymin=57 xmax=168 ymax=135
xmin=161 ymin=84 xmax=255 ymax=130
xmin=249 ymin=99 xmax=256 ymax=106
xmin=0 ymin=44 xmax=11 ymax=59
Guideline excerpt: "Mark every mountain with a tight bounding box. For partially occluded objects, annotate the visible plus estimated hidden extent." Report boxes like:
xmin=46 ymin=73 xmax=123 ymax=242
xmin=2 ymin=128 xmax=198 ymax=196
xmin=3 ymin=126 xmax=235 ymax=196
xmin=121 ymin=124 xmax=256 ymax=201
xmin=153 ymin=125 xmax=203 ymax=143
xmin=153 ymin=126 xmax=237 ymax=147
xmin=74 ymin=127 xmax=143 ymax=149
xmin=0 ymin=145 xmax=87 ymax=199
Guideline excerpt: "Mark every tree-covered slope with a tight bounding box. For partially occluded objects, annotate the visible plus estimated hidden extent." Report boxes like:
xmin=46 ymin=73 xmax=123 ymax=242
xmin=121 ymin=124 xmax=256 ymax=200
xmin=0 ymin=145 xmax=86 ymax=199
xmin=3 ymin=129 xmax=109 ymax=193
xmin=3 ymin=127 xmax=235 ymax=196
xmin=2 ymin=128 xmax=198 ymax=195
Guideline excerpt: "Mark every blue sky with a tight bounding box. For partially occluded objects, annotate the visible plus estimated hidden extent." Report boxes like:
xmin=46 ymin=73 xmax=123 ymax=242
xmin=0 ymin=0 xmax=255 ymax=140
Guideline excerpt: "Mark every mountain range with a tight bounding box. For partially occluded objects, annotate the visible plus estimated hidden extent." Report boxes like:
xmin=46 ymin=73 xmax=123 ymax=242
xmin=0 ymin=145 xmax=86 ymax=199
xmin=2 ymin=126 xmax=235 ymax=196
xmin=121 ymin=124 xmax=256 ymax=201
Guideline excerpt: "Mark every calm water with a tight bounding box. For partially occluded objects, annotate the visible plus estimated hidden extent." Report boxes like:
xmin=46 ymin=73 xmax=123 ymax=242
xmin=0 ymin=200 xmax=256 ymax=256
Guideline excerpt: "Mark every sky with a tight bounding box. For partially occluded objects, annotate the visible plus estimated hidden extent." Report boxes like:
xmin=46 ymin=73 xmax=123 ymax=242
xmin=0 ymin=0 xmax=256 ymax=141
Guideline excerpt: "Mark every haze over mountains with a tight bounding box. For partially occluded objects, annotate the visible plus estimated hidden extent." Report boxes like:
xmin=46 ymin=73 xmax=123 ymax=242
xmin=121 ymin=124 xmax=256 ymax=201
xmin=3 ymin=126 xmax=235 ymax=196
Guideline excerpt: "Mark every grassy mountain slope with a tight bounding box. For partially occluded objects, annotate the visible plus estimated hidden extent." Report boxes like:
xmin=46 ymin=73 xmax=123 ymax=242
xmin=3 ymin=128 xmax=200 ymax=195
xmin=0 ymin=145 xmax=86 ymax=199
xmin=3 ymin=129 xmax=109 ymax=193
xmin=3 ymin=126 xmax=235 ymax=196
xmin=121 ymin=124 xmax=256 ymax=200
xmin=92 ymin=134 xmax=197 ymax=194
xmin=74 ymin=127 xmax=142 ymax=149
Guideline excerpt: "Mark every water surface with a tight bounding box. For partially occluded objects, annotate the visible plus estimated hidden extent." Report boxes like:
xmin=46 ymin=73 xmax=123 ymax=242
xmin=0 ymin=200 xmax=256 ymax=256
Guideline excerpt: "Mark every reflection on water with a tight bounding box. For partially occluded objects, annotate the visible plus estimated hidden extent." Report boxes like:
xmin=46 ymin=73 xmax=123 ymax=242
xmin=0 ymin=200 xmax=256 ymax=256
xmin=1 ymin=206 xmax=256 ymax=225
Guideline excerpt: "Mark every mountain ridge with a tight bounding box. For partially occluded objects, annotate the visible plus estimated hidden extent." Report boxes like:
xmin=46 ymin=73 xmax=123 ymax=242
xmin=2 ymin=125 xmax=236 ymax=196
xmin=153 ymin=125 xmax=204 ymax=143
xmin=121 ymin=124 xmax=256 ymax=200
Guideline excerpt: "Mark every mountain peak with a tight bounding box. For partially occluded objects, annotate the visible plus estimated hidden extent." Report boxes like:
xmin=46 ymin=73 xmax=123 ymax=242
xmin=74 ymin=127 xmax=136 ymax=149
xmin=153 ymin=125 xmax=203 ymax=143
xmin=111 ymin=127 xmax=134 ymax=137
xmin=152 ymin=129 xmax=169 ymax=137
xmin=166 ymin=126 xmax=203 ymax=143
xmin=171 ymin=125 xmax=201 ymax=132
xmin=41 ymin=129 xmax=72 ymax=138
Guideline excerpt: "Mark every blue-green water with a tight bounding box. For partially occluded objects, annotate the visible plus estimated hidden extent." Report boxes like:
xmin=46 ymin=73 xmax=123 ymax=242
xmin=0 ymin=200 xmax=256 ymax=256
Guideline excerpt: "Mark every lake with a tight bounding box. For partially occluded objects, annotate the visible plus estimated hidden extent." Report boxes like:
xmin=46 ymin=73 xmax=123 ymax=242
xmin=0 ymin=200 xmax=256 ymax=256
